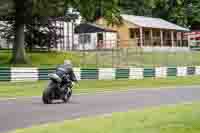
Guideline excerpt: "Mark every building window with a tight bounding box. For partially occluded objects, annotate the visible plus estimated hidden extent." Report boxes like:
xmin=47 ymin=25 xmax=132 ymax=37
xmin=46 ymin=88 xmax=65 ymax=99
xmin=129 ymin=28 xmax=135 ymax=39
xmin=79 ymin=34 xmax=91 ymax=44
xmin=153 ymin=31 xmax=160 ymax=37
xmin=145 ymin=31 xmax=150 ymax=40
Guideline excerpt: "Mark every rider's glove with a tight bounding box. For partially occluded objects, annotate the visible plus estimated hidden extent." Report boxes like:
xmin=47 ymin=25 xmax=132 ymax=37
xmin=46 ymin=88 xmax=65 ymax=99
xmin=72 ymin=82 xmax=76 ymax=86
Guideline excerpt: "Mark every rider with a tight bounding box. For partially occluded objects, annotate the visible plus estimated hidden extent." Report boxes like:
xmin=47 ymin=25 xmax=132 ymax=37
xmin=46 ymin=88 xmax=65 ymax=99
xmin=55 ymin=60 xmax=78 ymax=95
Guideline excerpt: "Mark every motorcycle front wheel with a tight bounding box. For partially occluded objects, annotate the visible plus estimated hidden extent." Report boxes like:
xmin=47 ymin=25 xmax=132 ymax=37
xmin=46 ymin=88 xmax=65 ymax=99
xmin=62 ymin=88 xmax=72 ymax=103
xmin=42 ymin=81 xmax=56 ymax=104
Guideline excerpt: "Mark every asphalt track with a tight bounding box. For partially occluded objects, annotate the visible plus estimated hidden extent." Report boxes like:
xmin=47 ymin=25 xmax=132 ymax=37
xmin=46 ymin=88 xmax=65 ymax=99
xmin=1 ymin=86 xmax=200 ymax=133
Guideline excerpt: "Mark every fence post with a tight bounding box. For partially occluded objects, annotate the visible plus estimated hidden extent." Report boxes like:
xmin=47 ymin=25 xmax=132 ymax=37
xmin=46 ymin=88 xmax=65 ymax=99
xmin=140 ymin=46 xmax=143 ymax=68
xmin=96 ymin=41 xmax=99 ymax=68
xmin=117 ymin=40 xmax=120 ymax=68
xmin=126 ymin=48 xmax=129 ymax=67
xmin=112 ymin=48 xmax=114 ymax=68
xmin=83 ymin=36 xmax=86 ymax=68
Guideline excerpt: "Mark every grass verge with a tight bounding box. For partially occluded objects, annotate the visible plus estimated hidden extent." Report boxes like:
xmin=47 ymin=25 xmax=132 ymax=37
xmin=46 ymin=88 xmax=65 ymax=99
xmin=0 ymin=51 xmax=82 ymax=67
xmin=10 ymin=102 xmax=200 ymax=133
xmin=0 ymin=76 xmax=200 ymax=98
xmin=1 ymin=50 xmax=200 ymax=67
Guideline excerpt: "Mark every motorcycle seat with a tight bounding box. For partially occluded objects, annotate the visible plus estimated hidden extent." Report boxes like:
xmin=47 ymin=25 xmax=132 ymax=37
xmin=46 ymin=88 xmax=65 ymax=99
xmin=48 ymin=73 xmax=62 ymax=83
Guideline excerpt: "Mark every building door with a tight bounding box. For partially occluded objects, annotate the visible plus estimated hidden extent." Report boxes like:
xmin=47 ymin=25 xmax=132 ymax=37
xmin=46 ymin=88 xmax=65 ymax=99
xmin=98 ymin=33 xmax=103 ymax=41
xmin=97 ymin=33 xmax=104 ymax=48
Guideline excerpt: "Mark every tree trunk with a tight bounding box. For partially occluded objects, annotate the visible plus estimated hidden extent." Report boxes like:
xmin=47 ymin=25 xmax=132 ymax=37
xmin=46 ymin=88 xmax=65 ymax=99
xmin=11 ymin=22 xmax=28 ymax=64
xmin=10 ymin=0 xmax=28 ymax=64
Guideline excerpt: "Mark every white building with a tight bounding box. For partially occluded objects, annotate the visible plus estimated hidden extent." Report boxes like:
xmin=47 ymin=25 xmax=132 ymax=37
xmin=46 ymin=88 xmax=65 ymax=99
xmin=74 ymin=23 xmax=117 ymax=50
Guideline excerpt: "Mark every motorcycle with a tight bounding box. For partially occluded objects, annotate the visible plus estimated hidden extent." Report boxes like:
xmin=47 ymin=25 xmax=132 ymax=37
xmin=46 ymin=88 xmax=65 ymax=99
xmin=42 ymin=73 xmax=73 ymax=104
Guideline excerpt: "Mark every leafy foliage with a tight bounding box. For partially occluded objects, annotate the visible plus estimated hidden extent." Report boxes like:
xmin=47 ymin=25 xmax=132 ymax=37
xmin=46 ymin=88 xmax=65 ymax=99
xmin=120 ymin=0 xmax=200 ymax=27
xmin=0 ymin=19 xmax=61 ymax=50
xmin=68 ymin=0 xmax=122 ymax=25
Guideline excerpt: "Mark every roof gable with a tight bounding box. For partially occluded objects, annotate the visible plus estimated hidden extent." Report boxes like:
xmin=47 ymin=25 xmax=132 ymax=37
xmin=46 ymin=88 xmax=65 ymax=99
xmin=75 ymin=23 xmax=116 ymax=33
xmin=121 ymin=14 xmax=190 ymax=31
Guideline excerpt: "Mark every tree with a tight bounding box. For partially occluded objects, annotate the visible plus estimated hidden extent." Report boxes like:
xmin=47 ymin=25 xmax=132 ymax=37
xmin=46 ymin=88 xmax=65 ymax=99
xmin=120 ymin=0 xmax=200 ymax=28
xmin=0 ymin=0 xmax=14 ymax=16
xmin=119 ymin=0 xmax=155 ymax=17
xmin=152 ymin=0 xmax=188 ymax=27
xmin=11 ymin=0 xmax=66 ymax=64
xmin=152 ymin=0 xmax=200 ymax=27
xmin=0 ymin=0 xmax=121 ymax=64
xmin=186 ymin=0 xmax=200 ymax=27
xmin=0 ymin=0 xmax=66 ymax=64
xmin=12 ymin=0 xmax=28 ymax=64
xmin=68 ymin=0 xmax=122 ymax=25
xmin=0 ymin=18 xmax=62 ymax=51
